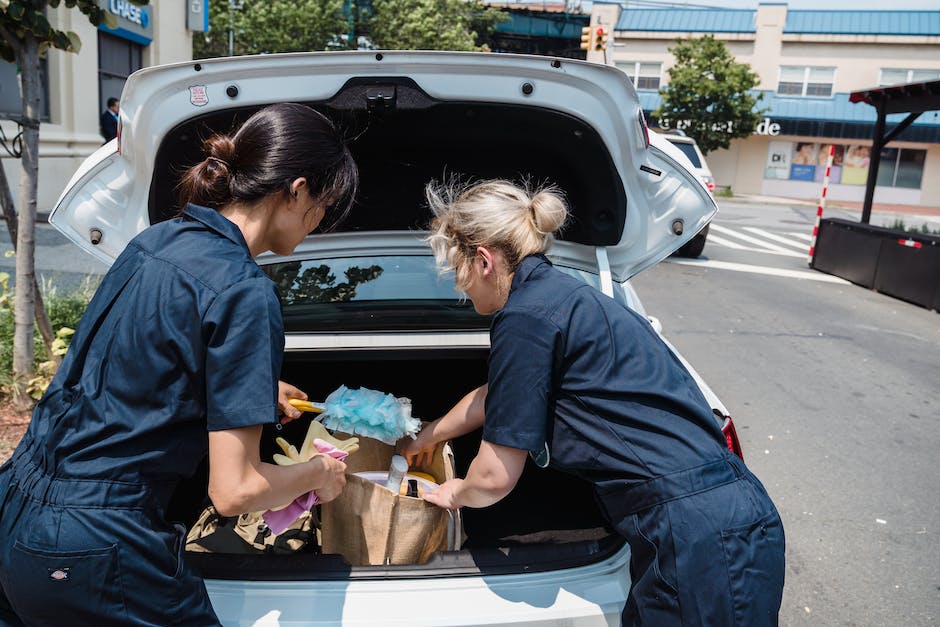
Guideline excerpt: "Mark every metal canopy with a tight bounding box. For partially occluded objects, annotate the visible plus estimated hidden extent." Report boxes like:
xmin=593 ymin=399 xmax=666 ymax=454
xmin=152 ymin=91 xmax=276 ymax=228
xmin=849 ymin=79 xmax=940 ymax=223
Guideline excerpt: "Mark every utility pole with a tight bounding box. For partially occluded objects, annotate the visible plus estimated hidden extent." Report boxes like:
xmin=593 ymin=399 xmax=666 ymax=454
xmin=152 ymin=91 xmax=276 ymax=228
xmin=228 ymin=0 xmax=244 ymax=57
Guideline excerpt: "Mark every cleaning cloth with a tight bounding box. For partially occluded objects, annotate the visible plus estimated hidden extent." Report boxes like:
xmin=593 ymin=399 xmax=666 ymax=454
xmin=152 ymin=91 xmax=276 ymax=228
xmin=263 ymin=439 xmax=348 ymax=534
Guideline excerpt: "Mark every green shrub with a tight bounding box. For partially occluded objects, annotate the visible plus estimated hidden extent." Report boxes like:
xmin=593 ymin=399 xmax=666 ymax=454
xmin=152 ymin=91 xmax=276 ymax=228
xmin=0 ymin=274 xmax=98 ymax=397
xmin=886 ymin=218 xmax=940 ymax=236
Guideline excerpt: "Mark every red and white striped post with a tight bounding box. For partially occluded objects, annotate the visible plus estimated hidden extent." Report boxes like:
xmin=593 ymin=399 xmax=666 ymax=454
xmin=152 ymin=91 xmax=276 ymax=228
xmin=808 ymin=144 xmax=835 ymax=264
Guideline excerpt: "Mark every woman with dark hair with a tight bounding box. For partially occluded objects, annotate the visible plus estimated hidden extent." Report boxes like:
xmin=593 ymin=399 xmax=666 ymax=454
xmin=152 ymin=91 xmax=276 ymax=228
xmin=0 ymin=103 xmax=358 ymax=626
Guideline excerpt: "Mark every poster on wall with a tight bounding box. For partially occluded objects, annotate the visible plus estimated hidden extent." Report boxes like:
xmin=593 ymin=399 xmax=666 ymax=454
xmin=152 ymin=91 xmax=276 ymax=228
xmin=842 ymin=145 xmax=872 ymax=185
xmin=764 ymin=141 xmax=792 ymax=179
xmin=789 ymin=143 xmax=818 ymax=181
xmin=814 ymin=144 xmax=844 ymax=184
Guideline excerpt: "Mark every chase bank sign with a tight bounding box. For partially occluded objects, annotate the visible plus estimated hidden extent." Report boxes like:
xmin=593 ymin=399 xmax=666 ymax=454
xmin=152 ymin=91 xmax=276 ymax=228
xmin=97 ymin=0 xmax=154 ymax=45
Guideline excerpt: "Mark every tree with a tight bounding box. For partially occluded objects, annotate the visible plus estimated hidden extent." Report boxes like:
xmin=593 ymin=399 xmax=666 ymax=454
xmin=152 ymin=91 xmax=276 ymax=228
xmin=654 ymin=35 xmax=766 ymax=154
xmin=0 ymin=0 xmax=147 ymax=409
xmin=193 ymin=0 xmax=349 ymax=59
xmin=367 ymin=0 xmax=506 ymax=51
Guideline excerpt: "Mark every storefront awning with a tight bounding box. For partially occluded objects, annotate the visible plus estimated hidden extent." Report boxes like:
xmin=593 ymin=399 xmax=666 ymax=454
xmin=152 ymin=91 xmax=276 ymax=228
xmin=849 ymin=79 xmax=940 ymax=116
xmin=849 ymin=79 xmax=940 ymax=223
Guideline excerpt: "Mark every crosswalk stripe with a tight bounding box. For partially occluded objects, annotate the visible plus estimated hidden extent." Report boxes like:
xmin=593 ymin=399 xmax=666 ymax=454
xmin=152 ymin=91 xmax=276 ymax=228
xmin=709 ymin=224 xmax=800 ymax=255
xmin=666 ymin=258 xmax=851 ymax=284
xmin=787 ymin=232 xmax=814 ymax=242
xmin=707 ymin=235 xmax=806 ymax=258
xmin=742 ymin=227 xmax=810 ymax=251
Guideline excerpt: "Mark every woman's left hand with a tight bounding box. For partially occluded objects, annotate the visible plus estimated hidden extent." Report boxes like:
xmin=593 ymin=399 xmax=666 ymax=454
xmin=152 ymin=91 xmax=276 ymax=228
xmin=423 ymin=479 xmax=464 ymax=510
xmin=277 ymin=380 xmax=308 ymax=424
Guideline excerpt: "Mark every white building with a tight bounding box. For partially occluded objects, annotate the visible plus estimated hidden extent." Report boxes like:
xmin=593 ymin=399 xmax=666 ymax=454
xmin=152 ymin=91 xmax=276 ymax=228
xmin=589 ymin=2 xmax=940 ymax=207
xmin=1 ymin=0 xmax=206 ymax=211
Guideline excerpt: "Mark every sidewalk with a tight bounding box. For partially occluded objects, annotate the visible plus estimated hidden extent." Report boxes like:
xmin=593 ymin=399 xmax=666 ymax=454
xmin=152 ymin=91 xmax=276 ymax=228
xmin=720 ymin=193 xmax=940 ymax=223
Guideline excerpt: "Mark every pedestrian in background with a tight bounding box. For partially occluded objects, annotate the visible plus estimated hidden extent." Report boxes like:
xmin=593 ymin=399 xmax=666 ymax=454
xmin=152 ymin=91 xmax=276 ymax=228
xmin=0 ymin=103 xmax=358 ymax=626
xmin=404 ymin=178 xmax=786 ymax=625
xmin=99 ymin=97 xmax=119 ymax=143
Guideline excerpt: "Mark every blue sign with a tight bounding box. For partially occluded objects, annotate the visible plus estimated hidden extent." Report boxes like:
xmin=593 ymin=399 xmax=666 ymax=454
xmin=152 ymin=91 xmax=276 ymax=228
xmin=789 ymin=164 xmax=816 ymax=181
xmin=97 ymin=0 xmax=154 ymax=46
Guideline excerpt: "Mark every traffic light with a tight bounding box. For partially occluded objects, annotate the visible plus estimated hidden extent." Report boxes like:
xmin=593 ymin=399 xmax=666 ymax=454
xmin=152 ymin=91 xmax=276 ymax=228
xmin=580 ymin=26 xmax=594 ymax=51
xmin=594 ymin=27 xmax=609 ymax=51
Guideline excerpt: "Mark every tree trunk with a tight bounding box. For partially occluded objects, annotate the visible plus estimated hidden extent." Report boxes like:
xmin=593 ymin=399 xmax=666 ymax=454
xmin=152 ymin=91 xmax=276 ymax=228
xmin=0 ymin=161 xmax=57 ymax=364
xmin=12 ymin=35 xmax=41 ymax=411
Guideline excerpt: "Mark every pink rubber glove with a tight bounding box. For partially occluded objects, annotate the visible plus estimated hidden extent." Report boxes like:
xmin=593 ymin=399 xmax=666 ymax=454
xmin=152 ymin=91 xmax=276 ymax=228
xmin=263 ymin=439 xmax=348 ymax=534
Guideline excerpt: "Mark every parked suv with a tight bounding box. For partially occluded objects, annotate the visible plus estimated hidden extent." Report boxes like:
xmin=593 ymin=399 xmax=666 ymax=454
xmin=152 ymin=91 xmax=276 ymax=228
xmin=51 ymin=51 xmax=738 ymax=626
xmin=659 ymin=131 xmax=714 ymax=258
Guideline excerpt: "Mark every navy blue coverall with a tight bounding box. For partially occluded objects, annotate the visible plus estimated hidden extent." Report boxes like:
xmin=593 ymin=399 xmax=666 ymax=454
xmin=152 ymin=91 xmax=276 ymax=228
xmin=483 ymin=254 xmax=785 ymax=626
xmin=0 ymin=204 xmax=283 ymax=626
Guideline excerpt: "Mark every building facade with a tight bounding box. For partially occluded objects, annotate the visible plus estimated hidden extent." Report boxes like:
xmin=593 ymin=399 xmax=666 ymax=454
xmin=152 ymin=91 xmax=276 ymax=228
xmin=589 ymin=2 xmax=940 ymax=207
xmin=1 ymin=0 xmax=205 ymax=211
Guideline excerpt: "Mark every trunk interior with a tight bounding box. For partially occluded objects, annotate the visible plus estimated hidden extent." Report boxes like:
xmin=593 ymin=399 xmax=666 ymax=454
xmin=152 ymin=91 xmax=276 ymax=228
xmin=173 ymin=347 xmax=622 ymax=579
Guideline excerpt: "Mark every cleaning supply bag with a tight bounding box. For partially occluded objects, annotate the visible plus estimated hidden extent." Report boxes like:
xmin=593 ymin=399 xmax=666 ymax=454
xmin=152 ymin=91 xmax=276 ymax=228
xmin=320 ymin=435 xmax=459 ymax=566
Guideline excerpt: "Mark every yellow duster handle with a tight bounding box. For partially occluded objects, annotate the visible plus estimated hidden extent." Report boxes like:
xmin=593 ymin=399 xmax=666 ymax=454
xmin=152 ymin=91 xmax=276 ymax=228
xmin=288 ymin=399 xmax=326 ymax=414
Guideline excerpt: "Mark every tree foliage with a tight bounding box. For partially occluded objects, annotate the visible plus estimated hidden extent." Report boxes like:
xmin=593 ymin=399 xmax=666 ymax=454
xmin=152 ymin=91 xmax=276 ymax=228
xmin=193 ymin=0 xmax=507 ymax=59
xmin=368 ymin=0 xmax=506 ymax=51
xmin=0 ymin=0 xmax=125 ymax=62
xmin=654 ymin=35 xmax=766 ymax=154
xmin=193 ymin=0 xmax=349 ymax=59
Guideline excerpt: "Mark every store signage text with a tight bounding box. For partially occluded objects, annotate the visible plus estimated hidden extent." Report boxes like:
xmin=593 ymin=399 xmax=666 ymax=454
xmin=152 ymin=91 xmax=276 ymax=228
xmin=754 ymin=118 xmax=781 ymax=136
xmin=109 ymin=0 xmax=146 ymax=27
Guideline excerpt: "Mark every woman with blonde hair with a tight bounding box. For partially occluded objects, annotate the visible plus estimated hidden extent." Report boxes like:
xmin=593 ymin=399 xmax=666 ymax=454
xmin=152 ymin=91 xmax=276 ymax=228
xmin=403 ymin=178 xmax=785 ymax=625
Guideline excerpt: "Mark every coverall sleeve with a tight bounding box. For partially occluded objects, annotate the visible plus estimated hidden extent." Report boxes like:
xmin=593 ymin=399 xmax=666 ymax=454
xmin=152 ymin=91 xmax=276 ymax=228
xmin=482 ymin=308 xmax=563 ymax=452
xmin=203 ymin=277 xmax=284 ymax=431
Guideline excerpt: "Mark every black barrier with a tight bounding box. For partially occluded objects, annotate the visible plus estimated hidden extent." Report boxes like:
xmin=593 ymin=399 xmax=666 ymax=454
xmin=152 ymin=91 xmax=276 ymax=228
xmin=811 ymin=219 xmax=883 ymax=288
xmin=812 ymin=217 xmax=940 ymax=311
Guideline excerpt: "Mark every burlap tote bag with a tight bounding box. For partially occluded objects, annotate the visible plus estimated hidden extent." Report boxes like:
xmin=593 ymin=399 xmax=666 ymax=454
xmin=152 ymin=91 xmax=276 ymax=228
xmin=320 ymin=436 xmax=458 ymax=566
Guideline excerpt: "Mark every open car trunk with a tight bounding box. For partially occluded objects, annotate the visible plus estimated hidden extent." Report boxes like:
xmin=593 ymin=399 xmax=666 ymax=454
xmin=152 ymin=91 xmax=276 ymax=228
xmin=173 ymin=348 xmax=622 ymax=580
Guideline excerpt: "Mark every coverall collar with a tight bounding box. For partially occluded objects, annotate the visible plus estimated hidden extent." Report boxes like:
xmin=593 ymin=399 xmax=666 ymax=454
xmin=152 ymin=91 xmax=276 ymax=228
xmin=183 ymin=203 xmax=251 ymax=254
xmin=510 ymin=253 xmax=552 ymax=292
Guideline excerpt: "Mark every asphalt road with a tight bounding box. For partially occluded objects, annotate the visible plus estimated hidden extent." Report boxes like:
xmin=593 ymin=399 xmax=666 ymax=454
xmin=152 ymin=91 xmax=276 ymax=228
xmin=633 ymin=199 xmax=940 ymax=626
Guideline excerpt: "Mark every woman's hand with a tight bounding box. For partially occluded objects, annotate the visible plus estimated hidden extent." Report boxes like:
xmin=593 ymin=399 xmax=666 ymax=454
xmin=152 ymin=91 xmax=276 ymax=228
xmin=278 ymin=380 xmax=307 ymax=424
xmin=423 ymin=479 xmax=464 ymax=510
xmin=309 ymin=453 xmax=347 ymax=503
xmin=400 ymin=427 xmax=439 ymax=467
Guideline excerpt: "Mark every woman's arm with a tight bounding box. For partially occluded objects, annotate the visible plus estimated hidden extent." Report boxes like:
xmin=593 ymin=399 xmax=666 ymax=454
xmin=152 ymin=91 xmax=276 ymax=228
xmin=208 ymin=425 xmax=346 ymax=516
xmin=400 ymin=384 xmax=488 ymax=466
xmin=423 ymin=440 xmax=528 ymax=510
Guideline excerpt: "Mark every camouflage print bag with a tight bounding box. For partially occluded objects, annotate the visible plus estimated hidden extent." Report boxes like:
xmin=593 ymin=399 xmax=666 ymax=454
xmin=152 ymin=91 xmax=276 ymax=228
xmin=185 ymin=506 xmax=317 ymax=555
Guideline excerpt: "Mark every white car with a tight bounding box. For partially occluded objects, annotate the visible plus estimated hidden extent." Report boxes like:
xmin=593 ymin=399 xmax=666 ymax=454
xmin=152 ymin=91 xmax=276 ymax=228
xmin=50 ymin=51 xmax=739 ymax=626
xmin=659 ymin=132 xmax=714 ymax=258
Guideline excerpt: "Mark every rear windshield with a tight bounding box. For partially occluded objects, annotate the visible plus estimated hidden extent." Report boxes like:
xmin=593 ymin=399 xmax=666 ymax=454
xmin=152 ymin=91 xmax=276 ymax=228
xmin=262 ymin=255 xmax=486 ymax=332
xmin=667 ymin=141 xmax=702 ymax=168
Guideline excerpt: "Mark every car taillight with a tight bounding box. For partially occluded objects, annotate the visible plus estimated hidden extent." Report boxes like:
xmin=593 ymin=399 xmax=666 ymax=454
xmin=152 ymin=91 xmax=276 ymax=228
xmin=703 ymin=176 xmax=715 ymax=194
xmin=721 ymin=415 xmax=744 ymax=460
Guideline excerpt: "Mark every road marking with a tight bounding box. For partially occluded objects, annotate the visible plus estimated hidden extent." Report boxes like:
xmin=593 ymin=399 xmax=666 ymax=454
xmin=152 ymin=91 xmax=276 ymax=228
xmin=787 ymin=232 xmax=814 ymax=242
xmin=709 ymin=224 xmax=803 ymax=255
xmin=665 ymin=258 xmax=851 ymax=284
xmin=707 ymin=232 xmax=805 ymax=258
xmin=742 ymin=227 xmax=810 ymax=251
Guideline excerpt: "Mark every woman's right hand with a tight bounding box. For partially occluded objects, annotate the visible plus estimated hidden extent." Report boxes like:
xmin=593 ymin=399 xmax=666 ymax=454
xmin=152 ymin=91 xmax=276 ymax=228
xmin=310 ymin=454 xmax=347 ymax=503
xmin=400 ymin=427 xmax=439 ymax=467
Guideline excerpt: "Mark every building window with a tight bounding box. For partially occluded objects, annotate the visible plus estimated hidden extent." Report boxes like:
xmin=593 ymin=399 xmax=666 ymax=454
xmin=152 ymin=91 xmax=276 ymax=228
xmin=879 ymin=68 xmax=940 ymax=86
xmin=616 ymin=61 xmax=662 ymax=91
xmin=98 ymin=32 xmax=142 ymax=116
xmin=776 ymin=66 xmax=835 ymax=98
xmin=0 ymin=59 xmax=51 ymax=122
xmin=764 ymin=142 xmax=925 ymax=189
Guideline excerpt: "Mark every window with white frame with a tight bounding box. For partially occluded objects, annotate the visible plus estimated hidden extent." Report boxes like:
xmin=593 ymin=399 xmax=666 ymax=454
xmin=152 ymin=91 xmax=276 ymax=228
xmin=777 ymin=66 xmax=835 ymax=97
xmin=616 ymin=61 xmax=662 ymax=90
xmin=879 ymin=68 xmax=940 ymax=86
